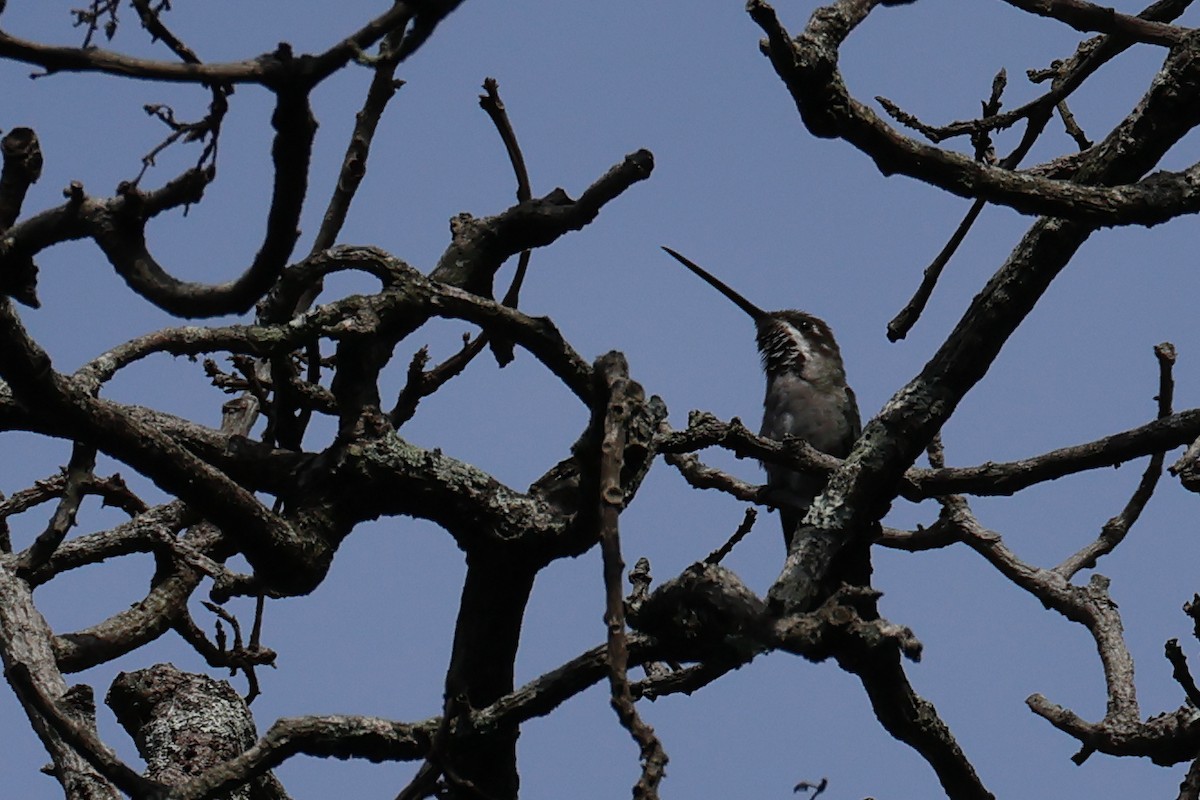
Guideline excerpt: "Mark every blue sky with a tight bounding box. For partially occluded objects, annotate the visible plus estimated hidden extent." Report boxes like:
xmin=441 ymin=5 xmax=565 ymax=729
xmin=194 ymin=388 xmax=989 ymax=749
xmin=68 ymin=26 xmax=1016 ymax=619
xmin=2 ymin=1 xmax=1199 ymax=797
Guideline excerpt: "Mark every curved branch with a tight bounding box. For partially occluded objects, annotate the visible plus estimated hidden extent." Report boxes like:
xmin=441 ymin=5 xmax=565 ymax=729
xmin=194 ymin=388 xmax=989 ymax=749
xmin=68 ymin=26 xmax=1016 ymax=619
xmin=940 ymin=498 xmax=1153 ymax=756
xmin=432 ymin=283 xmax=595 ymax=402
xmin=265 ymin=246 xmax=599 ymax=403
xmin=748 ymin=0 xmax=1200 ymax=226
xmin=0 ymin=168 xmax=209 ymax=314
xmin=1026 ymin=694 xmax=1200 ymax=765
xmin=21 ymin=502 xmax=187 ymax=588
xmin=54 ymin=521 xmax=227 ymax=674
xmin=176 ymin=714 xmax=434 ymax=800
xmin=0 ymin=5 xmax=449 ymax=319
xmin=90 ymin=89 xmax=314 ymax=317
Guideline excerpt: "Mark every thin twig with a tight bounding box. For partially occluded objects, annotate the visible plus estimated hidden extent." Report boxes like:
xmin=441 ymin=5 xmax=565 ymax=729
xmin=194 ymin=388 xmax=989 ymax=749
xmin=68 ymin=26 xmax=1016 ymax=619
xmin=1057 ymin=100 xmax=1093 ymax=149
xmin=130 ymin=0 xmax=202 ymax=64
xmin=597 ymin=357 xmax=668 ymax=798
xmin=480 ymin=76 xmax=534 ymax=313
xmin=71 ymin=0 xmax=120 ymax=47
xmin=888 ymin=70 xmax=1025 ymax=341
xmin=885 ymin=197 xmax=986 ymax=341
xmin=16 ymin=443 xmax=97 ymax=575
xmin=389 ymin=77 xmax=541 ymax=426
xmin=1055 ymin=342 xmax=1175 ymax=578
xmin=1165 ymin=639 xmax=1200 ymax=708
xmin=390 ymin=335 xmax=487 ymax=427
xmin=704 ymin=508 xmax=758 ymax=565
xmin=135 ymin=86 xmax=227 ymax=185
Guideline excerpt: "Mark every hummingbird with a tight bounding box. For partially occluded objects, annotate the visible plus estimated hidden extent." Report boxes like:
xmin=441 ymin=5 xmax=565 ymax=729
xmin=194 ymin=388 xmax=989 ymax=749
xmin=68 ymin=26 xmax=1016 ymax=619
xmin=662 ymin=246 xmax=861 ymax=552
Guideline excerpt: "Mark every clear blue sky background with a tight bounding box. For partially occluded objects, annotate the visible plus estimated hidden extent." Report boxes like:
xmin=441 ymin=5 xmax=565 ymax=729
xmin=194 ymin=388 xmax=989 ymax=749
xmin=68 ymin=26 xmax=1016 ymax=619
xmin=2 ymin=1 xmax=1199 ymax=797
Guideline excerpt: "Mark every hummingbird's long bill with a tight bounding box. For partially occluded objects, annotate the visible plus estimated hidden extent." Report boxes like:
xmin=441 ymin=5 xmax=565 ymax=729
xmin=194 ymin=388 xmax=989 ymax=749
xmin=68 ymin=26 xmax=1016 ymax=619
xmin=661 ymin=246 xmax=768 ymax=322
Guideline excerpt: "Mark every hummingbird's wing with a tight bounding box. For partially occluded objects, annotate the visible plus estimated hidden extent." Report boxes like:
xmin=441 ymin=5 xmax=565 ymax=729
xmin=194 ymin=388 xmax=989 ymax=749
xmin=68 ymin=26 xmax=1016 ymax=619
xmin=843 ymin=385 xmax=863 ymax=445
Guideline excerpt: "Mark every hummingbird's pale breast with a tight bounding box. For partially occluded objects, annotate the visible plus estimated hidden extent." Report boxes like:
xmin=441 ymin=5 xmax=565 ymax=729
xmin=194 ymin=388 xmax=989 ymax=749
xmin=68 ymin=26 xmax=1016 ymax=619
xmin=760 ymin=371 xmax=858 ymax=458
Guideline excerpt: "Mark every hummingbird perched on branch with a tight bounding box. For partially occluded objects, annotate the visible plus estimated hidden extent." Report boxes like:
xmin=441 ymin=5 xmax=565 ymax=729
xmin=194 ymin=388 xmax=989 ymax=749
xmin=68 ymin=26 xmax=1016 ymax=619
xmin=662 ymin=246 xmax=861 ymax=553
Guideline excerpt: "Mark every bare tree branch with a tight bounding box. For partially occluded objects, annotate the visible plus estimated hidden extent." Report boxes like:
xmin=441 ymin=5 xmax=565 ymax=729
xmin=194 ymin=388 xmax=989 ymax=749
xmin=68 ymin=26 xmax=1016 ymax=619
xmin=0 ymin=561 xmax=120 ymax=797
xmin=15 ymin=442 xmax=96 ymax=575
xmin=0 ymin=3 xmax=416 ymax=86
xmin=130 ymin=0 xmax=202 ymax=65
xmin=596 ymin=354 xmax=668 ymax=799
xmin=1055 ymin=342 xmax=1175 ymax=577
xmin=748 ymin=0 xmax=1200 ymax=225
xmin=431 ymin=149 xmax=653 ymax=296
xmin=999 ymin=0 xmax=1187 ymax=45
xmin=7 ymin=662 xmax=162 ymax=799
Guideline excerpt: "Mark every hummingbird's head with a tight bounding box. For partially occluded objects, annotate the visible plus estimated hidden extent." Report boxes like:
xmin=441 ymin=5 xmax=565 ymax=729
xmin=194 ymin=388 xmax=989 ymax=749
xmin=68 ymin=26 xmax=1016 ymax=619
xmin=755 ymin=310 xmax=845 ymax=381
xmin=661 ymin=246 xmax=845 ymax=381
